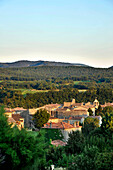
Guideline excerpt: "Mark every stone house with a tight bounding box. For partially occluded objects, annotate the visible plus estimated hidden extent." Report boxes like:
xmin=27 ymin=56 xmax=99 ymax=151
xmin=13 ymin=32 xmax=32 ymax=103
xmin=43 ymin=121 xmax=82 ymax=141
xmin=5 ymin=111 xmax=24 ymax=130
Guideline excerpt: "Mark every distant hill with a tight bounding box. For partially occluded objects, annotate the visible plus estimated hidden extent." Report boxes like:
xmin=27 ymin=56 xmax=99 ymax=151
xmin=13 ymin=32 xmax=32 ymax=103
xmin=0 ymin=60 xmax=89 ymax=68
xmin=109 ymin=66 xmax=113 ymax=69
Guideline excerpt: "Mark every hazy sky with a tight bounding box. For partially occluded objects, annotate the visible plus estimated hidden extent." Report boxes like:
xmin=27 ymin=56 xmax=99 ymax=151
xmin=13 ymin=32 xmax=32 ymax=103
xmin=0 ymin=0 xmax=113 ymax=67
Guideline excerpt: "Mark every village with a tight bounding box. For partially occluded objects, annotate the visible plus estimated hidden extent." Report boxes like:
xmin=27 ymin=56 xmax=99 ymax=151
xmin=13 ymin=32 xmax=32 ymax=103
xmin=4 ymin=98 xmax=113 ymax=144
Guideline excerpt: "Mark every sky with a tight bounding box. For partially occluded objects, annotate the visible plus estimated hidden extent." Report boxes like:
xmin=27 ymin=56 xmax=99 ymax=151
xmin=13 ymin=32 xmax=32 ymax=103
xmin=0 ymin=0 xmax=113 ymax=68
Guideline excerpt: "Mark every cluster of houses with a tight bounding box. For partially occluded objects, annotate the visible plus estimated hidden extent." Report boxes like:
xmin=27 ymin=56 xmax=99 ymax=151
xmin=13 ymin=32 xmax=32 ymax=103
xmin=4 ymin=99 xmax=113 ymax=143
xmin=5 ymin=107 xmax=25 ymax=130
xmin=39 ymin=98 xmax=101 ymax=141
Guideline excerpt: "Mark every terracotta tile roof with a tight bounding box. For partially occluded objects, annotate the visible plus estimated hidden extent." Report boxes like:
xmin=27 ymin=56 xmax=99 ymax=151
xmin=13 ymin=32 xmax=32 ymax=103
xmin=101 ymin=105 xmax=106 ymax=107
xmin=49 ymin=117 xmax=59 ymax=119
xmin=8 ymin=117 xmax=16 ymax=123
xmin=51 ymin=140 xmax=66 ymax=147
xmin=5 ymin=107 xmax=26 ymax=112
xmin=83 ymin=105 xmax=94 ymax=108
xmin=72 ymin=103 xmax=83 ymax=106
xmin=5 ymin=108 xmax=13 ymax=111
xmin=12 ymin=114 xmax=24 ymax=121
xmin=5 ymin=111 xmax=13 ymax=113
xmin=45 ymin=104 xmax=61 ymax=107
xmin=73 ymin=107 xmax=87 ymax=111
xmin=101 ymin=103 xmax=113 ymax=108
xmin=43 ymin=122 xmax=75 ymax=129
xmin=43 ymin=104 xmax=61 ymax=111
xmin=13 ymin=107 xmax=26 ymax=111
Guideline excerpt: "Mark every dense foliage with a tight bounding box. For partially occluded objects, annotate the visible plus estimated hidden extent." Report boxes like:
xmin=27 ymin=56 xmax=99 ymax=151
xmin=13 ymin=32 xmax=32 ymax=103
xmin=42 ymin=129 xmax=64 ymax=142
xmin=0 ymin=66 xmax=113 ymax=90
xmin=0 ymin=66 xmax=113 ymax=81
xmin=33 ymin=109 xmax=50 ymax=128
xmin=0 ymin=107 xmax=46 ymax=169
xmin=0 ymin=88 xmax=113 ymax=109
xmin=82 ymin=117 xmax=99 ymax=135
xmin=65 ymin=131 xmax=85 ymax=154
xmin=101 ymin=111 xmax=113 ymax=133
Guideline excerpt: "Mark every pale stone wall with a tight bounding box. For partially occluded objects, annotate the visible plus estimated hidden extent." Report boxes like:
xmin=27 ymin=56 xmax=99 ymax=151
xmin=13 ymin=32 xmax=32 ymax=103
xmin=61 ymin=127 xmax=81 ymax=141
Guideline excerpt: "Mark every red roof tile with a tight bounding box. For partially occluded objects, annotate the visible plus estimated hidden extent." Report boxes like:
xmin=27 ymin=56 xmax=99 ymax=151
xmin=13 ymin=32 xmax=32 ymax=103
xmin=51 ymin=140 xmax=66 ymax=147
xmin=43 ymin=122 xmax=75 ymax=129
xmin=49 ymin=117 xmax=59 ymax=119
xmin=12 ymin=114 xmax=24 ymax=121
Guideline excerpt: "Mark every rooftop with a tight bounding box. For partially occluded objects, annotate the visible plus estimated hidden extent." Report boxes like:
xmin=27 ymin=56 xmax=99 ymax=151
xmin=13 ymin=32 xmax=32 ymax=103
xmin=51 ymin=140 xmax=66 ymax=147
xmin=43 ymin=122 xmax=75 ymax=129
xmin=49 ymin=117 xmax=59 ymax=119
xmin=12 ymin=114 xmax=24 ymax=121
xmin=101 ymin=103 xmax=113 ymax=107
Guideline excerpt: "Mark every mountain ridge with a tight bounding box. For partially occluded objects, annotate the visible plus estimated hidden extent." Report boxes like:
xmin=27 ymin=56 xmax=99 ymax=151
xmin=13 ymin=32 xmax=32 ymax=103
xmin=0 ymin=60 xmax=90 ymax=68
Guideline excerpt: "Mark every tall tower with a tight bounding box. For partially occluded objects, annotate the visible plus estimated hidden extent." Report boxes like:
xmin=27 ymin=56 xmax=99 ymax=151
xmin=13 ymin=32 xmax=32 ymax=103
xmin=71 ymin=99 xmax=75 ymax=105
xmin=93 ymin=98 xmax=99 ymax=109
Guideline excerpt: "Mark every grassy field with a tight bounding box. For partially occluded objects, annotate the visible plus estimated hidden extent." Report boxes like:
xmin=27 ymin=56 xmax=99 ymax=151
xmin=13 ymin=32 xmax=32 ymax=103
xmin=74 ymin=80 xmax=90 ymax=85
xmin=14 ymin=89 xmax=49 ymax=95
xmin=78 ymin=89 xmax=87 ymax=92
xmin=74 ymin=81 xmax=82 ymax=85
xmin=14 ymin=88 xmax=87 ymax=94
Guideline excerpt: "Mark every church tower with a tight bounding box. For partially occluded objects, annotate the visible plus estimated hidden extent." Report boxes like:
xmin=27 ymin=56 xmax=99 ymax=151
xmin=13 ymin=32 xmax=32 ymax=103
xmin=93 ymin=98 xmax=99 ymax=109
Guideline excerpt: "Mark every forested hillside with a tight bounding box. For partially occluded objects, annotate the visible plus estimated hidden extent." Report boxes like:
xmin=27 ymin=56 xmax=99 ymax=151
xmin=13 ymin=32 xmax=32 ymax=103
xmin=0 ymin=66 xmax=113 ymax=108
xmin=0 ymin=88 xmax=113 ymax=108
xmin=0 ymin=66 xmax=113 ymax=90
xmin=0 ymin=66 xmax=113 ymax=81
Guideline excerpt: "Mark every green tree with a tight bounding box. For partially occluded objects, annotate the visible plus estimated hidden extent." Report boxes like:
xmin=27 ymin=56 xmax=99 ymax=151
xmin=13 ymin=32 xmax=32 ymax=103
xmin=88 ymin=108 xmax=93 ymax=116
xmin=65 ymin=131 xmax=85 ymax=154
xmin=68 ymin=146 xmax=98 ymax=170
xmin=101 ymin=111 xmax=113 ymax=133
xmin=96 ymin=152 xmax=113 ymax=170
xmin=102 ymin=106 xmax=113 ymax=116
xmin=33 ymin=109 xmax=50 ymax=129
xmin=0 ymin=106 xmax=46 ymax=169
xmin=95 ymin=105 xmax=102 ymax=116
xmin=46 ymin=146 xmax=66 ymax=167
xmin=43 ymin=129 xmax=63 ymax=142
xmin=82 ymin=117 xmax=99 ymax=135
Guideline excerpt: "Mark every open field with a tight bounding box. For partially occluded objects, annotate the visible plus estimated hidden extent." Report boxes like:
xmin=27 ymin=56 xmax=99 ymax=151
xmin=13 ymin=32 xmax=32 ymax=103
xmin=14 ymin=89 xmax=49 ymax=95
xmin=14 ymin=88 xmax=88 ymax=95
xmin=78 ymin=89 xmax=87 ymax=92
xmin=74 ymin=81 xmax=82 ymax=85
xmin=74 ymin=80 xmax=90 ymax=85
xmin=13 ymin=87 xmax=113 ymax=95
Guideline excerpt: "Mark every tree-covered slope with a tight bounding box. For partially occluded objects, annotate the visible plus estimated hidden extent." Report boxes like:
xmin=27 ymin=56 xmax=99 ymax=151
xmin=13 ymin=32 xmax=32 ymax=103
xmin=0 ymin=66 xmax=113 ymax=81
